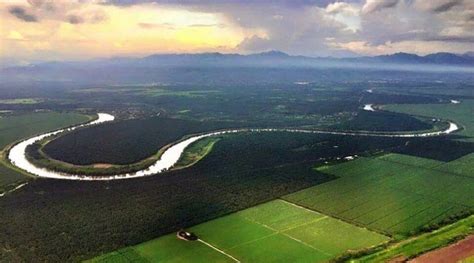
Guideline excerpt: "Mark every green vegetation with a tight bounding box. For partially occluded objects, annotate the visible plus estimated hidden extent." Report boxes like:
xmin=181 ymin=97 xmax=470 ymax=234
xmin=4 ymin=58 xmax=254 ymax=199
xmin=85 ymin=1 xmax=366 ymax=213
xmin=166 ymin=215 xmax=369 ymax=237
xmin=42 ymin=117 xmax=241 ymax=165
xmin=0 ymin=98 xmax=43 ymax=104
xmin=377 ymin=153 xmax=443 ymax=168
xmin=461 ymin=255 xmax=474 ymax=263
xmin=0 ymin=112 xmax=90 ymax=191
xmin=284 ymin=154 xmax=474 ymax=236
xmin=1 ymin=78 xmax=473 ymax=262
xmin=352 ymin=215 xmax=474 ymax=262
xmin=0 ymin=112 xmax=90 ymax=149
xmin=436 ymin=153 xmax=474 ymax=177
xmin=384 ymin=100 xmax=474 ymax=141
xmin=25 ymin=142 xmax=160 ymax=176
xmin=331 ymin=110 xmax=434 ymax=132
xmin=89 ymin=200 xmax=388 ymax=262
xmin=174 ymin=137 xmax=221 ymax=169
xmin=0 ymin=131 xmax=422 ymax=262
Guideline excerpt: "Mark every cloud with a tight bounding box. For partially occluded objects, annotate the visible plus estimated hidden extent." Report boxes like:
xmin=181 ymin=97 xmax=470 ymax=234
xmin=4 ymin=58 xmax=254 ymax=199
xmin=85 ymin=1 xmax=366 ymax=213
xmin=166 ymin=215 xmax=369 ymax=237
xmin=431 ymin=0 xmax=463 ymax=13
xmin=103 ymin=0 xmax=356 ymax=8
xmin=189 ymin=23 xmax=226 ymax=28
xmin=362 ymin=0 xmax=399 ymax=14
xmin=8 ymin=6 xmax=38 ymax=22
xmin=67 ymin=15 xmax=84 ymax=24
xmin=237 ymin=35 xmax=272 ymax=51
xmin=326 ymin=2 xmax=359 ymax=16
xmin=6 ymin=31 xmax=25 ymax=41
xmin=138 ymin=22 xmax=175 ymax=29
xmin=12 ymin=1 xmax=109 ymax=25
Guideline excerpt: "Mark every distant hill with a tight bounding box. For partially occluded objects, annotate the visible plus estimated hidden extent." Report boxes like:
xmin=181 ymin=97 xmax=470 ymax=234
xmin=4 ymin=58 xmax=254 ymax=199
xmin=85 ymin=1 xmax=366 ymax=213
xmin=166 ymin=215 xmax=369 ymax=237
xmin=344 ymin=52 xmax=474 ymax=65
xmin=1 ymin=50 xmax=473 ymax=85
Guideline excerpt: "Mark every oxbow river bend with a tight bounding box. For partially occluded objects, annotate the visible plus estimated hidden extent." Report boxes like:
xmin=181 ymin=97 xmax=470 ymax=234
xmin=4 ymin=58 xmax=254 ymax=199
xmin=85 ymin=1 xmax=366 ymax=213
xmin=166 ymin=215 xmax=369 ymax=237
xmin=8 ymin=113 xmax=459 ymax=181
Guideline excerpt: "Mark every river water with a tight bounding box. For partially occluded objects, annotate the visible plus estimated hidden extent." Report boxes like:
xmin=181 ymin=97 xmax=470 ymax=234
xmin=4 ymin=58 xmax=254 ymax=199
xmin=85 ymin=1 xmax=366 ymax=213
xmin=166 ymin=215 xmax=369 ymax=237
xmin=8 ymin=113 xmax=459 ymax=181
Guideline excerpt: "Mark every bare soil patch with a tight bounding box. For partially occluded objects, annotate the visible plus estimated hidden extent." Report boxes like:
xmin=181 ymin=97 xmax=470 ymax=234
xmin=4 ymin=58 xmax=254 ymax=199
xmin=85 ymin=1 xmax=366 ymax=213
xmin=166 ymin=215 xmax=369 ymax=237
xmin=409 ymin=235 xmax=474 ymax=263
xmin=92 ymin=163 xmax=113 ymax=168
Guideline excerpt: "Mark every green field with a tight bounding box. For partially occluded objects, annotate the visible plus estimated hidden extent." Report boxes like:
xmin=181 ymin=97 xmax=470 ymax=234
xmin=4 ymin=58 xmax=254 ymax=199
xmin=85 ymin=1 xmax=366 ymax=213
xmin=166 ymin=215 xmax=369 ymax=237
xmin=436 ymin=153 xmax=474 ymax=177
xmin=354 ymin=214 xmax=474 ymax=262
xmin=89 ymin=200 xmax=388 ymax=262
xmin=0 ymin=112 xmax=90 ymax=149
xmin=283 ymin=153 xmax=474 ymax=236
xmin=0 ymin=112 xmax=90 ymax=191
xmin=174 ymin=137 xmax=221 ymax=169
xmin=0 ymin=98 xmax=43 ymax=105
xmin=384 ymin=100 xmax=474 ymax=141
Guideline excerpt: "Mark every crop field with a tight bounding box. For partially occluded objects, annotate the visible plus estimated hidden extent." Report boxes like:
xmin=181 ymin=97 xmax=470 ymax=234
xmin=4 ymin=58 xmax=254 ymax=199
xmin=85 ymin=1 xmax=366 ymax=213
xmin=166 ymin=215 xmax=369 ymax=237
xmin=0 ymin=98 xmax=43 ymax=105
xmin=355 ymin=214 xmax=474 ymax=262
xmin=284 ymin=153 xmax=474 ymax=236
xmin=434 ymin=153 xmax=474 ymax=178
xmin=384 ymin=100 xmax=474 ymax=141
xmin=90 ymin=200 xmax=389 ymax=263
xmin=0 ymin=112 xmax=90 ymax=149
xmin=0 ymin=131 xmax=421 ymax=261
xmin=0 ymin=112 xmax=90 ymax=190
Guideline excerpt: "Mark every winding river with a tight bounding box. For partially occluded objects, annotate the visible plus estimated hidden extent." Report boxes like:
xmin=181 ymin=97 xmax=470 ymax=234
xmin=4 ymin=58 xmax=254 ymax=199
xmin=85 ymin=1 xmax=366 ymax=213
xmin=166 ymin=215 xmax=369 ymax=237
xmin=8 ymin=113 xmax=459 ymax=181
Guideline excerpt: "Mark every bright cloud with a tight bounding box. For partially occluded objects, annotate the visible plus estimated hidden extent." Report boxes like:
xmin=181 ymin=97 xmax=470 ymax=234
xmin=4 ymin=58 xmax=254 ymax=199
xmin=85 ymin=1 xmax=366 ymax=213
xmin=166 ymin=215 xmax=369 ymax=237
xmin=1 ymin=0 xmax=473 ymax=64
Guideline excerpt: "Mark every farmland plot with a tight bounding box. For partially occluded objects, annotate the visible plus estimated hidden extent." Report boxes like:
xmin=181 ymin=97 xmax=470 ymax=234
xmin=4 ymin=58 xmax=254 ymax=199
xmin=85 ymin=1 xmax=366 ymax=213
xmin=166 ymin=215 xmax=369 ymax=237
xmin=90 ymin=200 xmax=388 ymax=263
xmin=284 ymin=154 xmax=474 ymax=236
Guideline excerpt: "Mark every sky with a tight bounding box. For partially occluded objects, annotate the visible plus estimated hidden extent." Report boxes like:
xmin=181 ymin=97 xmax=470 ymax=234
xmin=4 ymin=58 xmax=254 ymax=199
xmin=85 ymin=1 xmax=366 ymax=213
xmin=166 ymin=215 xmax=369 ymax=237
xmin=1 ymin=0 xmax=473 ymax=64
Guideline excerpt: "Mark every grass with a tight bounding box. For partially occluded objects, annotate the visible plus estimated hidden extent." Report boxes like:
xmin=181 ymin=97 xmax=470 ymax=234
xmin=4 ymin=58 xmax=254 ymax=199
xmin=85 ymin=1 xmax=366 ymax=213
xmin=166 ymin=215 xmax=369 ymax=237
xmin=283 ymin=154 xmax=474 ymax=236
xmin=352 ymin=214 xmax=474 ymax=262
xmin=384 ymin=100 xmax=474 ymax=141
xmin=173 ymin=137 xmax=221 ymax=169
xmin=436 ymin=153 xmax=474 ymax=177
xmin=0 ymin=112 xmax=90 ymax=191
xmin=0 ymin=112 xmax=90 ymax=149
xmin=377 ymin=153 xmax=443 ymax=168
xmin=88 ymin=200 xmax=388 ymax=262
xmin=460 ymin=255 xmax=474 ymax=263
xmin=0 ymin=98 xmax=43 ymax=104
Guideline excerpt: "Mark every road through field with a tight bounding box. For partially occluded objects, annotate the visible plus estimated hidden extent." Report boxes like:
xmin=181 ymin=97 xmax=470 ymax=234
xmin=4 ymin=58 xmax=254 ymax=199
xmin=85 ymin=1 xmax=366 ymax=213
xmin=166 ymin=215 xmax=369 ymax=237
xmin=7 ymin=112 xmax=460 ymax=181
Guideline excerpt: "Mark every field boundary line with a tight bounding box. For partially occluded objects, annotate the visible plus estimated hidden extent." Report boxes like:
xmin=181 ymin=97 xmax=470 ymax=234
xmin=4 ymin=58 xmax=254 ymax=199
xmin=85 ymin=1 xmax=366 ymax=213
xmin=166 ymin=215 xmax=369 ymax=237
xmin=281 ymin=232 xmax=333 ymax=256
xmin=379 ymin=157 xmax=474 ymax=181
xmin=228 ymin=232 xmax=279 ymax=249
xmin=240 ymin=211 xmax=333 ymax=256
xmin=278 ymin=198 xmax=322 ymax=214
xmin=280 ymin=216 xmax=328 ymax=232
xmin=197 ymin=239 xmax=240 ymax=262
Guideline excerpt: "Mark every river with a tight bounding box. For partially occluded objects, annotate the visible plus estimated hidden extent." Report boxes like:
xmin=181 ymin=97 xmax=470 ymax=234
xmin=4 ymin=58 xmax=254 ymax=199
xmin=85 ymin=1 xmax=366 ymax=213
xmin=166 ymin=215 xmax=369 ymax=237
xmin=7 ymin=113 xmax=459 ymax=181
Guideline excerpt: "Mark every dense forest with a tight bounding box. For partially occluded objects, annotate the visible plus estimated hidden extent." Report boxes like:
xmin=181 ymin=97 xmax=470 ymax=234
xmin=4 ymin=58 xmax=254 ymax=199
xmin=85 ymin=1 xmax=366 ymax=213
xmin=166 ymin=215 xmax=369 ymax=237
xmin=2 ymin=131 xmax=473 ymax=262
xmin=42 ymin=109 xmax=437 ymax=166
xmin=42 ymin=118 xmax=242 ymax=165
xmin=332 ymin=110 xmax=434 ymax=132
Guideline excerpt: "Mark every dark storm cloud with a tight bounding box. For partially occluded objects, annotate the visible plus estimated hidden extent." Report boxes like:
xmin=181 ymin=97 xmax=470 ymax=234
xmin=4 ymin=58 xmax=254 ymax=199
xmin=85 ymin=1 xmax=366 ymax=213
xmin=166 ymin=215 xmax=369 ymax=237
xmin=425 ymin=35 xmax=474 ymax=43
xmin=431 ymin=0 xmax=463 ymax=13
xmin=103 ymin=0 xmax=359 ymax=8
xmin=8 ymin=6 xmax=38 ymax=22
xmin=362 ymin=0 xmax=400 ymax=14
xmin=67 ymin=15 xmax=84 ymax=24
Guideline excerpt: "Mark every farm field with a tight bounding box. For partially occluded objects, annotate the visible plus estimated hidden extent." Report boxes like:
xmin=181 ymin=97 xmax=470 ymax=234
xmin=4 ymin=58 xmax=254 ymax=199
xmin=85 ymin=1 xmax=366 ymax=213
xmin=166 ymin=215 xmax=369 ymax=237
xmin=0 ymin=98 xmax=43 ymax=105
xmin=0 ymin=112 xmax=90 ymax=191
xmin=0 ymin=112 xmax=90 ymax=149
xmin=283 ymin=153 xmax=474 ymax=236
xmin=354 ymin=215 xmax=474 ymax=262
xmin=384 ymin=100 xmax=474 ymax=140
xmin=90 ymin=199 xmax=389 ymax=263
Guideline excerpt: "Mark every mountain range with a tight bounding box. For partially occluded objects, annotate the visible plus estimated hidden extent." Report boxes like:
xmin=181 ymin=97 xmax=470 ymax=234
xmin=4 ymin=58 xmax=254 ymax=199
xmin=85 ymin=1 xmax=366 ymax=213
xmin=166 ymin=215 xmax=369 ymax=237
xmin=1 ymin=50 xmax=473 ymax=86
